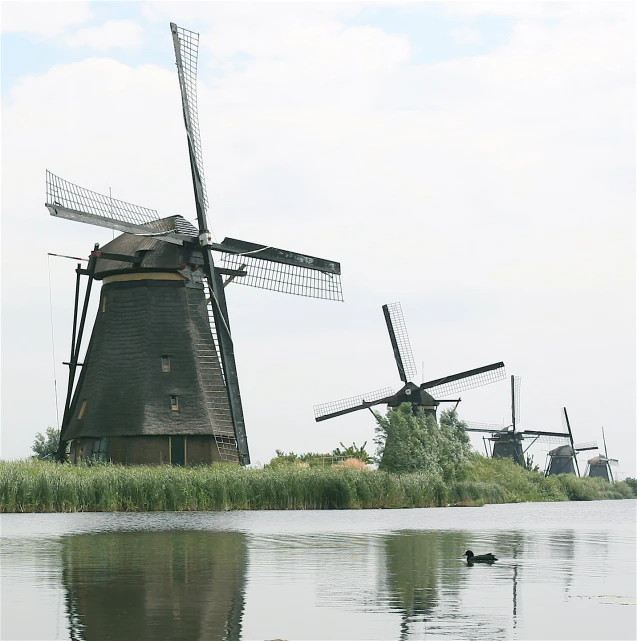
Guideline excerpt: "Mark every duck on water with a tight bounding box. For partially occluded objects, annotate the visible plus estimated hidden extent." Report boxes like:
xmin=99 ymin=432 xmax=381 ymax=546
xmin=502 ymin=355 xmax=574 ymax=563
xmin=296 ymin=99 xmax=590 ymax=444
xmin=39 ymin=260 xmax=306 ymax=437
xmin=463 ymin=550 xmax=497 ymax=563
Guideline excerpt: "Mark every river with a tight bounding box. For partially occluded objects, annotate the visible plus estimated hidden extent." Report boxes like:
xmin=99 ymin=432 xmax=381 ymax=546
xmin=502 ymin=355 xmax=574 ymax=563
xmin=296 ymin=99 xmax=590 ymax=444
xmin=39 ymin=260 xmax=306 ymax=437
xmin=1 ymin=500 xmax=635 ymax=640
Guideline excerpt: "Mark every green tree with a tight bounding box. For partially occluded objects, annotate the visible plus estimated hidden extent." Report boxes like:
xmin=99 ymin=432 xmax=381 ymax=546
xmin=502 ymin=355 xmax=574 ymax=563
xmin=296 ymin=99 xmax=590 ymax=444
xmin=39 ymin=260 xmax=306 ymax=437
xmin=374 ymin=405 xmax=471 ymax=479
xmin=31 ymin=427 xmax=60 ymax=460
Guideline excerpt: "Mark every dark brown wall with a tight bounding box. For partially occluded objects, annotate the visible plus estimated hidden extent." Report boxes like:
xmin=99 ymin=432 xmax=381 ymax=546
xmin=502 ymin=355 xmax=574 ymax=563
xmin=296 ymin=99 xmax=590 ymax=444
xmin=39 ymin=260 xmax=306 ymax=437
xmin=71 ymin=435 xmax=222 ymax=466
xmin=187 ymin=435 xmax=220 ymax=464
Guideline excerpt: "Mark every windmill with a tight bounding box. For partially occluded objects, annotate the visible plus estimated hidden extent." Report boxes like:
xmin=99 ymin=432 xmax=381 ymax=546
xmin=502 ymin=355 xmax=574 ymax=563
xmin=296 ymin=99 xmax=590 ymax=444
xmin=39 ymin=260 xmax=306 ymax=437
xmin=464 ymin=377 xmax=572 ymax=465
xmin=47 ymin=23 xmax=343 ymax=466
xmin=585 ymin=427 xmax=619 ymax=482
xmin=544 ymin=407 xmax=598 ymax=476
xmin=313 ymin=302 xmax=506 ymax=423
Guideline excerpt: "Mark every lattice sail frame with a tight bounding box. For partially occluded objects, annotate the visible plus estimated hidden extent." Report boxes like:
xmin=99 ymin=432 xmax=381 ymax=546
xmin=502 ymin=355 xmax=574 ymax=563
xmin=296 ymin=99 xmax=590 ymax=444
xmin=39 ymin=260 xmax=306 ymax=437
xmin=465 ymin=422 xmax=508 ymax=433
xmin=45 ymin=171 xmax=176 ymax=236
xmin=522 ymin=432 xmax=570 ymax=445
xmin=170 ymin=22 xmax=208 ymax=212
xmin=314 ymin=387 xmax=394 ymax=419
xmin=573 ymin=440 xmax=598 ymax=452
xmin=221 ymin=251 xmax=343 ymax=300
xmin=383 ymin=302 xmax=418 ymax=383
xmin=422 ymin=362 xmax=506 ymax=398
xmin=512 ymin=375 xmax=522 ymax=424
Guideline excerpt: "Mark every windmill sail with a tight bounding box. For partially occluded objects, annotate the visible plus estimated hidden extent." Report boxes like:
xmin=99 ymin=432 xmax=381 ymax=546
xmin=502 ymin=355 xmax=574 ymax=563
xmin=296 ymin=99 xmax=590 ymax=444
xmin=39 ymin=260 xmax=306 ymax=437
xmin=314 ymin=387 xmax=395 ymax=422
xmin=171 ymin=22 xmax=250 ymax=463
xmin=45 ymin=172 xmax=187 ymax=243
xmin=573 ymin=441 xmax=598 ymax=452
xmin=465 ymin=422 xmax=508 ymax=433
xmin=421 ymin=362 xmax=506 ymax=398
xmin=219 ymin=238 xmax=343 ymax=300
xmin=382 ymin=303 xmax=418 ymax=383
xmin=511 ymin=375 xmax=521 ymax=428
xmin=170 ymin=22 xmax=209 ymax=215
xmin=519 ymin=429 xmax=570 ymax=444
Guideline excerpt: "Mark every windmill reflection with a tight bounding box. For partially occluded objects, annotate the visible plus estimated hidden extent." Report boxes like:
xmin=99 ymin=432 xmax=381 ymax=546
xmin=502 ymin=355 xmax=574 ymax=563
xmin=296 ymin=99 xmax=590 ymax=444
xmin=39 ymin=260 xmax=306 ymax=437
xmin=61 ymin=531 xmax=247 ymax=641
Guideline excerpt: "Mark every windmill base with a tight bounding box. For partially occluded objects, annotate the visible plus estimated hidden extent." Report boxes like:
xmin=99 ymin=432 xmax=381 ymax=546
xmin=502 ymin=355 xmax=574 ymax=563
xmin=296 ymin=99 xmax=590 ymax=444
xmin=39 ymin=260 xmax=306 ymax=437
xmin=68 ymin=435 xmax=237 ymax=466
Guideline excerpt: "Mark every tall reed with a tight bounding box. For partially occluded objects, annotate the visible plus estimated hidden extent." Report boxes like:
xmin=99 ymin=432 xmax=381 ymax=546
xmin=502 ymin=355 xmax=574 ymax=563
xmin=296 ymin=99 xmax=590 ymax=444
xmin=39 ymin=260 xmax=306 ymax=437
xmin=0 ymin=459 xmax=634 ymax=513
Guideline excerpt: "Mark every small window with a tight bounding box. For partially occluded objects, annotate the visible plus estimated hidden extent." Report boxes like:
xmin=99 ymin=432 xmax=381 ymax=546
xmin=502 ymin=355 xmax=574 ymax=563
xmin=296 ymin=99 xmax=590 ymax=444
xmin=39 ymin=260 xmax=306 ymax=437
xmin=170 ymin=395 xmax=179 ymax=411
xmin=102 ymin=296 xmax=107 ymax=312
xmin=92 ymin=437 xmax=109 ymax=462
xmin=161 ymin=355 xmax=171 ymax=373
xmin=78 ymin=400 xmax=88 ymax=420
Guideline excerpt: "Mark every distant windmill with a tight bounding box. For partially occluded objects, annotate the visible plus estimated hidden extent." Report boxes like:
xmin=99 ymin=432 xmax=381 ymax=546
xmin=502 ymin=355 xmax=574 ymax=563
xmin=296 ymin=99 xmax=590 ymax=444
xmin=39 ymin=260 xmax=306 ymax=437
xmin=544 ymin=408 xmax=598 ymax=476
xmin=464 ymin=377 xmax=572 ymax=465
xmin=585 ymin=427 xmax=619 ymax=482
xmin=313 ymin=302 xmax=506 ymax=422
xmin=47 ymin=23 xmax=343 ymax=467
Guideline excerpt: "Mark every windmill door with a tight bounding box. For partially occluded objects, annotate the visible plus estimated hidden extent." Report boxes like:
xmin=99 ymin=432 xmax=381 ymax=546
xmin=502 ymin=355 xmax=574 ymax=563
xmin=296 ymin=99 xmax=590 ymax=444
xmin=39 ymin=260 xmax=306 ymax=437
xmin=171 ymin=437 xmax=186 ymax=466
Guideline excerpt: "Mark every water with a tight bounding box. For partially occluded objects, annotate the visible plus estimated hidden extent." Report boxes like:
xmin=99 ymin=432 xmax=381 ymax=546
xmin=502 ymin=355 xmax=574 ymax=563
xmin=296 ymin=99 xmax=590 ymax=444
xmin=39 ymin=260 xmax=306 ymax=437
xmin=1 ymin=501 xmax=635 ymax=641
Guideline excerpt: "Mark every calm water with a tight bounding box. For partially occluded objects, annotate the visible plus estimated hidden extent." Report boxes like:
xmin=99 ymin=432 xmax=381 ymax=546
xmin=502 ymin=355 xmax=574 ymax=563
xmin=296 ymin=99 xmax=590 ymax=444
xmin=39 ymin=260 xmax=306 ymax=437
xmin=1 ymin=501 xmax=635 ymax=641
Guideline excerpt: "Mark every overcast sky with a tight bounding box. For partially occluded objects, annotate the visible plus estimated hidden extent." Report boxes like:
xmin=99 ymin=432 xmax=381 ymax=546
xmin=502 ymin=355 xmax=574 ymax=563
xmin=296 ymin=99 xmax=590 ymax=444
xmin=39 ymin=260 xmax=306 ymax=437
xmin=2 ymin=1 xmax=635 ymax=476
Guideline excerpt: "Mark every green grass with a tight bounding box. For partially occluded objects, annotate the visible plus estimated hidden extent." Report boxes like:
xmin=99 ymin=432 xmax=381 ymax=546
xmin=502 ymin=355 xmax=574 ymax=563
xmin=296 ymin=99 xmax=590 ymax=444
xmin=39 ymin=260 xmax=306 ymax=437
xmin=0 ymin=458 xmax=634 ymax=513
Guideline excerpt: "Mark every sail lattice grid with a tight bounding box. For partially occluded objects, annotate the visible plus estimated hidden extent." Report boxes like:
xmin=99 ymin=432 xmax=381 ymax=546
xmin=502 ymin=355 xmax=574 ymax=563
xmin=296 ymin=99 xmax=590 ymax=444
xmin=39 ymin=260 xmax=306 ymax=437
xmin=46 ymin=171 xmax=160 ymax=227
xmin=221 ymin=252 xmax=344 ymax=301
xmin=171 ymin=23 xmax=208 ymax=212
xmin=465 ymin=422 xmax=508 ymax=433
xmin=423 ymin=363 xmax=506 ymax=398
xmin=314 ymin=387 xmax=394 ymax=419
xmin=384 ymin=302 xmax=418 ymax=382
xmin=513 ymin=376 xmax=522 ymax=423
xmin=573 ymin=440 xmax=598 ymax=452
xmin=525 ymin=432 xmax=570 ymax=445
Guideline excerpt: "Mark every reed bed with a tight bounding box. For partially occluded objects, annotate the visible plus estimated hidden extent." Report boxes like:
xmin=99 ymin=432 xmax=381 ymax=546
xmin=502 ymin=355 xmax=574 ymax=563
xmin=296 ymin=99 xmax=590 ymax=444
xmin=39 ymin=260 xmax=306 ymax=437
xmin=0 ymin=459 xmax=634 ymax=513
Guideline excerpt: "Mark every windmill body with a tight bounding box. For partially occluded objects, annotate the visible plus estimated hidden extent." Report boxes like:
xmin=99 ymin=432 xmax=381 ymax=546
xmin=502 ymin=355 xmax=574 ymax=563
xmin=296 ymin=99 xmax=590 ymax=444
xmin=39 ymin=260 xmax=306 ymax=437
xmin=491 ymin=431 xmax=525 ymax=466
xmin=314 ymin=302 xmax=506 ymax=423
xmin=585 ymin=456 xmax=615 ymax=482
xmin=49 ymin=24 xmax=343 ymax=466
xmin=545 ymin=445 xmax=578 ymax=476
xmin=584 ymin=428 xmax=618 ymax=482
xmin=544 ymin=408 xmax=597 ymax=477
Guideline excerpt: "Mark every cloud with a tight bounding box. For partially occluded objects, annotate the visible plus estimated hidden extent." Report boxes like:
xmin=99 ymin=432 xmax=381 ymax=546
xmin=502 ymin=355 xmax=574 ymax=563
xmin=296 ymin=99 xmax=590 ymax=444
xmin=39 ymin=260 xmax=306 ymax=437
xmin=2 ymin=3 xmax=635 ymax=473
xmin=64 ymin=20 xmax=144 ymax=51
xmin=1 ymin=0 xmax=92 ymax=36
xmin=449 ymin=25 xmax=482 ymax=45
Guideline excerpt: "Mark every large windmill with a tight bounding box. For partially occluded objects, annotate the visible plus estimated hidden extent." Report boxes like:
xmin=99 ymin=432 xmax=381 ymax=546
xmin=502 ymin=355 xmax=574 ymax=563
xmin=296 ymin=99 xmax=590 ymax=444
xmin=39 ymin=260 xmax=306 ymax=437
xmin=585 ymin=427 xmax=619 ymax=482
xmin=47 ymin=23 xmax=343 ymax=466
xmin=544 ymin=407 xmax=597 ymax=476
xmin=464 ymin=377 xmax=573 ymax=465
xmin=313 ymin=302 xmax=505 ymax=422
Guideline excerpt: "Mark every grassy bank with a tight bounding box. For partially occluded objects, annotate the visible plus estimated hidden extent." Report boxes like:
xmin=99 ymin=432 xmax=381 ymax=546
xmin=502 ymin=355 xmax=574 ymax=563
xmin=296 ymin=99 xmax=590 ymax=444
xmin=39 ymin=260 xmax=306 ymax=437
xmin=0 ymin=458 xmax=634 ymax=513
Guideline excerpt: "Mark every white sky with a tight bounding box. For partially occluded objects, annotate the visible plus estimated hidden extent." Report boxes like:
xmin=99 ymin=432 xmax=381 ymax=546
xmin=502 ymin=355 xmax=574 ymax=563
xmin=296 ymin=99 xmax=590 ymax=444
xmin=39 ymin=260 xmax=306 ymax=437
xmin=1 ymin=2 xmax=635 ymax=475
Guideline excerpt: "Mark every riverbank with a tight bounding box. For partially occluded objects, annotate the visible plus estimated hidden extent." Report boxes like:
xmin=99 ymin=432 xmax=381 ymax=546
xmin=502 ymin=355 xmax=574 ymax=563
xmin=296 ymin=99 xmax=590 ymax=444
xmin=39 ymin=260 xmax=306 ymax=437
xmin=0 ymin=457 xmax=634 ymax=512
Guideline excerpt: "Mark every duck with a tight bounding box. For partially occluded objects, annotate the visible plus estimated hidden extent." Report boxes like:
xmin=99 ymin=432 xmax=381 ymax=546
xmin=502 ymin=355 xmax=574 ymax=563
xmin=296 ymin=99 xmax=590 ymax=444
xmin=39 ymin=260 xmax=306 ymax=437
xmin=463 ymin=550 xmax=497 ymax=563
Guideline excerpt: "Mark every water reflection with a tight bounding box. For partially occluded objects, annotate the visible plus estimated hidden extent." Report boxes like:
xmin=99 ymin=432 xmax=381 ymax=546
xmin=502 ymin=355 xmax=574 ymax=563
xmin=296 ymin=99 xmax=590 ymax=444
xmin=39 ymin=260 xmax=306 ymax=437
xmin=379 ymin=531 xmax=513 ymax=640
xmin=61 ymin=531 xmax=247 ymax=641
xmin=2 ymin=502 xmax=634 ymax=641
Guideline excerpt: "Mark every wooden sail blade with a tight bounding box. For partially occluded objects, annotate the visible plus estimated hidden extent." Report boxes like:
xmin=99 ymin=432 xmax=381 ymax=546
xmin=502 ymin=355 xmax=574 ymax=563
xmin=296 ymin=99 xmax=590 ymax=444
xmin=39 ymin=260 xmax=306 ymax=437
xmin=421 ymin=362 xmax=506 ymax=398
xmin=382 ymin=302 xmax=418 ymax=383
xmin=314 ymin=387 xmax=395 ymax=422
xmin=217 ymin=238 xmax=343 ymax=300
